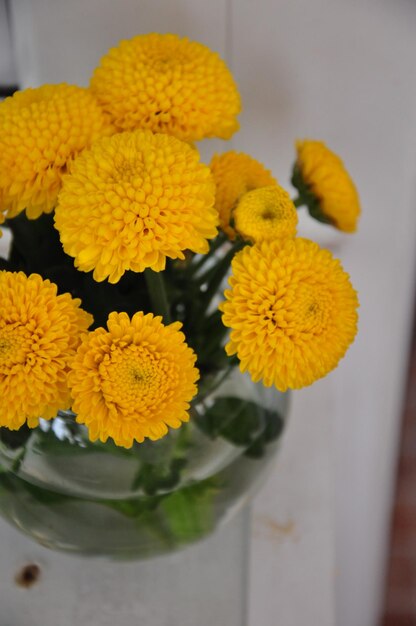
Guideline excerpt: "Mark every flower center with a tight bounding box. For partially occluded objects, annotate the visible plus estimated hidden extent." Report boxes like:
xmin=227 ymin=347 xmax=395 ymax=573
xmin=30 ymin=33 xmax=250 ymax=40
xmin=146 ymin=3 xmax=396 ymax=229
xmin=112 ymin=153 xmax=144 ymax=182
xmin=290 ymin=284 xmax=331 ymax=334
xmin=100 ymin=344 xmax=165 ymax=410
xmin=152 ymin=58 xmax=174 ymax=73
xmin=127 ymin=362 xmax=155 ymax=388
xmin=0 ymin=337 xmax=12 ymax=354
xmin=256 ymin=281 xmax=332 ymax=337
xmin=260 ymin=206 xmax=283 ymax=221
xmin=0 ymin=326 xmax=31 ymax=368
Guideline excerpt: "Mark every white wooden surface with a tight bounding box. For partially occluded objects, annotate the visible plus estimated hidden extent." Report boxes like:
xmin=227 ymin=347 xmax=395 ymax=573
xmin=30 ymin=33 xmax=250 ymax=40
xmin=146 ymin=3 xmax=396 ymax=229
xmin=0 ymin=0 xmax=16 ymax=85
xmin=2 ymin=1 xmax=416 ymax=625
xmin=233 ymin=2 xmax=416 ymax=626
xmin=0 ymin=505 xmax=249 ymax=626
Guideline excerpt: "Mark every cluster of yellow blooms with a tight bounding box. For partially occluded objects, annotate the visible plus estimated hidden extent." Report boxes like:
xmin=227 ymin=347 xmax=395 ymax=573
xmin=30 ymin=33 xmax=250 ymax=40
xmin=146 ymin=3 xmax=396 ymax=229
xmin=0 ymin=33 xmax=360 ymax=448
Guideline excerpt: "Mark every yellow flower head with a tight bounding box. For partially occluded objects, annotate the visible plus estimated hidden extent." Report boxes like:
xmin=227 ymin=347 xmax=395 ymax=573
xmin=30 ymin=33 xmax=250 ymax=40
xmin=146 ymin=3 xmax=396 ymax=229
xmin=90 ymin=33 xmax=241 ymax=142
xmin=293 ymin=140 xmax=361 ymax=233
xmin=210 ymin=151 xmax=277 ymax=239
xmin=220 ymin=238 xmax=358 ymax=391
xmin=0 ymin=271 xmax=93 ymax=430
xmin=69 ymin=311 xmax=199 ymax=448
xmin=0 ymin=84 xmax=113 ymax=219
xmin=233 ymin=185 xmax=298 ymax=243
xmin=55 ymin=130 xmax=217 ymax=284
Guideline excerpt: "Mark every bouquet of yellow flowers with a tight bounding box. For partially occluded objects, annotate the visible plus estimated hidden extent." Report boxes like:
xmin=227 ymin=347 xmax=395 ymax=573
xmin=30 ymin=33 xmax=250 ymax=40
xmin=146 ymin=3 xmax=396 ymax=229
xmin=0 ymin=33 xmax=359 ymax=557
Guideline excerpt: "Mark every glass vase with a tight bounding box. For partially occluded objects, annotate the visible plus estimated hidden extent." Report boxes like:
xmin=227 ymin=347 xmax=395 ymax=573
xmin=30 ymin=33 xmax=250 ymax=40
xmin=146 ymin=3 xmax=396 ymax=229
xmin=0 ymin=368 xmax=289 ymax=559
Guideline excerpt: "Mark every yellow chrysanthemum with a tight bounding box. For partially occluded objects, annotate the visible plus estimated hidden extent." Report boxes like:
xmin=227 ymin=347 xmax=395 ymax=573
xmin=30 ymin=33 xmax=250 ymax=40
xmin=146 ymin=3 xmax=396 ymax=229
xmin=69 ymin=311 xmax=199 ymax=448
xmin=0 ymin=84 xmax=113 ymax=220
xmin=294 ymin=140 xmax=361 ymax=233
xmin=210 ymin=151 xmax=277 ymax=239
xmin=233 ymin=185 xmax=298 ymax=243
xmin=0 ymin=271 xmax=93 ymax=430
xmin=220 ymin=238 xmax=358 ymax=391
xmin=55 ymin=130 xmax=217 ymax=284
xmin=90 ymin=33 xmax=241 ymax=142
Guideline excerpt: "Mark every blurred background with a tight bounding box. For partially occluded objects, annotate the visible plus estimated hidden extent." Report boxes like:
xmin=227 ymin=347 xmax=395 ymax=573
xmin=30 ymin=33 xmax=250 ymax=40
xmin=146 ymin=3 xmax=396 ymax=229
xmin=1 ymin=1 xmax=416 ymax=624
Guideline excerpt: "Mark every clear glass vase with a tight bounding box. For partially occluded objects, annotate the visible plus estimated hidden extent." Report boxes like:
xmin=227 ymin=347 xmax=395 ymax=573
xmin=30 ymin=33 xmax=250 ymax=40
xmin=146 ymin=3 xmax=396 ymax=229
xmin=0 ymin=368 xmax=289 ymax=559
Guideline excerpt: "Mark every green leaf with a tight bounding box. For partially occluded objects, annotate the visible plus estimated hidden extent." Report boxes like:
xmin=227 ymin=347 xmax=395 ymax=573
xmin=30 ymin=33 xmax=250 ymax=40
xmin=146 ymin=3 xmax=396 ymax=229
xmin=102 ymin=494 xmax=162 ymax=518
xmin=160 ymin=480 xmax=218 ymax=542
xmin=244 ymin=408 xmax=285 ymax=459
xmin=33 ymin=425 xmax=136 ymax=459
xmin=195 ymin=395 xmax=285 ymax=458
xmin=195 ymin=396 xmax=264 ymax=444
xmin=131 ymin=457 xmax=187 ymax=495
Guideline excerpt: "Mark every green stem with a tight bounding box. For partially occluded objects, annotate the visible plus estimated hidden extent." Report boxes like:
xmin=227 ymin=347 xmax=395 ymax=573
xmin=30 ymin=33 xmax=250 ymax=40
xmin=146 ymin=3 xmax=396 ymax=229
xmin=144 ymin=269 xmax=171 ymax=324
xmin=293 ymin=196 xmax=304 ymax=208
xmin=187 ymin=233 xmax=227 ymax=276
xmin=11 ymin=447 xmax=27 ymax=474
xmin=197 ymin=240 xmax=245 ymax=311
xmin=196 ymin=239 xmax=244 ymax=285
xmin=196 ymin=364 xmax=236 ymax=402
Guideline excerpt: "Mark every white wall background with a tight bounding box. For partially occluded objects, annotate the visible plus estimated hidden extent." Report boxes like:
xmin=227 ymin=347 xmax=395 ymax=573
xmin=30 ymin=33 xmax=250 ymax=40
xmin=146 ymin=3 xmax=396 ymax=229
xmin=1 ymin=1 xmax=416 ymax=625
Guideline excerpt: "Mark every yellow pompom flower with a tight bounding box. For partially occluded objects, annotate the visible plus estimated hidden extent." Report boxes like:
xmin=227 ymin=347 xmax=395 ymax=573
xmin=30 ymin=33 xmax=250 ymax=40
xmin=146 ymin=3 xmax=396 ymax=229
xmin=90 ymin=33 xmax=241 ymax=142
xmin=233 ymin=185 xmax=298 ymax=243
xmin=210 ymin=151 xmax=277 ymax=239
xmin=293 ymin=140 xmax=361 ymax=233
xmin=55 ymin=130 xmax=217 ymax=284
xmin=220 ymin=238 xmax=358 ymax=391
xmin=0 ymin=84 xmax=114 ymax=219
xmin=68 ymin=311 xmax=199 ymax=448
xmin=0 ymin=271 xmax=93 ymax=430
